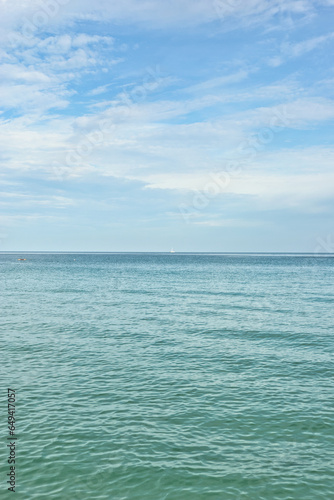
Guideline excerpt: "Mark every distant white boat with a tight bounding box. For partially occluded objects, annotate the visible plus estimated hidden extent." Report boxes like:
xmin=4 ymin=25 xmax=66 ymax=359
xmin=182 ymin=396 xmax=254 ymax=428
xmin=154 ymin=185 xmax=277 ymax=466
xmin=170 ymin=248 xmax=175 ymax=253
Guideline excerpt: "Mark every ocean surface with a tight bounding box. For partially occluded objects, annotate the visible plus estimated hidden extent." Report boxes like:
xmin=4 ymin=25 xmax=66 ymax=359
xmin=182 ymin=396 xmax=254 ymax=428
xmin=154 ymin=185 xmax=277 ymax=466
xmin=1 ymin=253 xmax=334 ymax=499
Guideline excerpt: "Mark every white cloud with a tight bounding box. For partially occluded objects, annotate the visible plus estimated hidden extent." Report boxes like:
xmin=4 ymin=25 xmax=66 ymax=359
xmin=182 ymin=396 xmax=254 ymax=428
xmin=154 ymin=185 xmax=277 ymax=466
xmin=0 ymin=0 xmax=316 ymax=38
xmin=0 ymin=0 xmax=333 ymax=224
xmin=0 ymin=192 xmax=75 ymax=208
xmin=269 ymin=32 xmax=334 ymax=66
xmin=88 ymin=83 xmax=113 ymax=96
xmin=233 ymin=97 xmax=334 ymax=130
xmin=138 ymin=170 xmax=334 ymax=211
xmin=1 ymin=84 xmax=334 ymax=196
xmin=0 ymin=64 xmax=50 ymax=82
xmin=287 ymin=32 xmax=334 ymax=57
xmin=0 ymin=82 xmax=70 ymax=113
xmin=125 ymin=146 xmax=334 ymax=211
xmin=0 ymin=32 xmax=118 ymax=115
xmin=0 ymin=214 xmax=66 ymax=227
xmin=185 ymin=70 xmax=252 ymax=93
xmin=193 ymin=219 xmax=262 ymax=227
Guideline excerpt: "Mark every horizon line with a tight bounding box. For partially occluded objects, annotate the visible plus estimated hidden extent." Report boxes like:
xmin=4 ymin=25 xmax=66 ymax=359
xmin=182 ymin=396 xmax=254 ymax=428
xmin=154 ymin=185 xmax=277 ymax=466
xmin=1 ymin=251 xmax=333 ymax=255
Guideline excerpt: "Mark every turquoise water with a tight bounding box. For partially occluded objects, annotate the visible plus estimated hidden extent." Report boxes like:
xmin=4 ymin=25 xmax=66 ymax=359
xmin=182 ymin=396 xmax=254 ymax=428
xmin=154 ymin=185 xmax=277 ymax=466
xmin=1 ymin=253 xmax=334 ymax=499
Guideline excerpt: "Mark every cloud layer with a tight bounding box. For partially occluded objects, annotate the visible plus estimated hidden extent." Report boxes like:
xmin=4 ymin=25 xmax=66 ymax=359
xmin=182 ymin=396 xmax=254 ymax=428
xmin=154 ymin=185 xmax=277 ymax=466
xmin=0 ymin=0 xmax=334 ymax=251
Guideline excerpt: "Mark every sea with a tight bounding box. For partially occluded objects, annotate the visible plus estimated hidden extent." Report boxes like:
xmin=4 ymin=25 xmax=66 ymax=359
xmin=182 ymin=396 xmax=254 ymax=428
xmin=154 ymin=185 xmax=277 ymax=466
xmin=1 ymin=253 xmax=333 ymax=499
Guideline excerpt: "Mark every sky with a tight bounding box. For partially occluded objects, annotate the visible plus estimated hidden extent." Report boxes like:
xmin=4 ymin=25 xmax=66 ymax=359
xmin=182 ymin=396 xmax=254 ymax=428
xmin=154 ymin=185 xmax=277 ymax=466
xmin=0 ymin=0 xmax=334 ymax=252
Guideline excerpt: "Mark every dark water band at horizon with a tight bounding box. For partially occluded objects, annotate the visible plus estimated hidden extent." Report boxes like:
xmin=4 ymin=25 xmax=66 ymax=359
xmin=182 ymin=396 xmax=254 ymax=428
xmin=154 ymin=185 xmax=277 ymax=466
xmin=1 ymin=251 xmax=333 ymax=254
xmin=1 ymin=253 xmax=333 ymax=499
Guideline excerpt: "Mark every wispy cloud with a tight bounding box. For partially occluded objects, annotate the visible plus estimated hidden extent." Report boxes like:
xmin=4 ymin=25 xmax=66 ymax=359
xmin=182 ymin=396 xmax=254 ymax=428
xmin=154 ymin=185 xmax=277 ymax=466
xmin=193 ymin=219 xmax=263 ymax=227
xmin=185 ymin=70 xmax=253 ymax=93
xmin=269 ymin=32 xmax=334 ymax=66
xmin=0 ymin=192 xmax=75 ymax=208
xmin=0 ymin=0 xmax=334 ymax=250
xmin=0 ymin=0 xmax=317 ymax=35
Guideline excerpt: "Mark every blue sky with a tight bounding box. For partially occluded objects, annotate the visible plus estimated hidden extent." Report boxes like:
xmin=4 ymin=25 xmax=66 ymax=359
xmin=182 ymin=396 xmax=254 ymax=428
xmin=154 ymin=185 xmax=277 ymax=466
xmin=0 ymin=0 xmax=334 ymax=252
